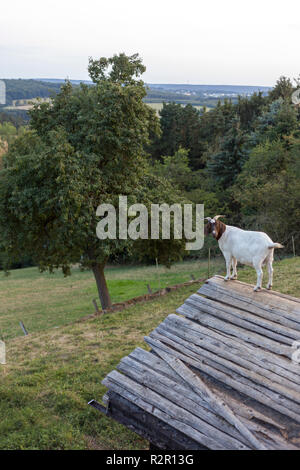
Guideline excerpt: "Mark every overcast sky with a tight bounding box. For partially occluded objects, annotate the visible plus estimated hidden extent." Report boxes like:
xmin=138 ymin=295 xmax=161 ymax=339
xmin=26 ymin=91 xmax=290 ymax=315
xmin=0 ymin=0 xmax=299 ymax=86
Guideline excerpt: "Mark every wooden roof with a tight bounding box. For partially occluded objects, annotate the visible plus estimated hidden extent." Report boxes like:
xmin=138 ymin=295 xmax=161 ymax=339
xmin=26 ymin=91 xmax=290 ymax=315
xmin=98 ymin=276 xmax=300 ymax=450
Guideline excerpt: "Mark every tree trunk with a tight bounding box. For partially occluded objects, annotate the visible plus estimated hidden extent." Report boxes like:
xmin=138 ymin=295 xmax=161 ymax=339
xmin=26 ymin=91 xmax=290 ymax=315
xmin=91 ymin=263 xmax=112 ymax=310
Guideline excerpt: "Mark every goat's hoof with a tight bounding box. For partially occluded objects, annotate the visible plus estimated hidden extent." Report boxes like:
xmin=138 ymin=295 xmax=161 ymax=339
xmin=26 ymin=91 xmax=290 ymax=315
xmin=230 ymin=275 xmax=238 ymax=280
xmin=267 ymin=285 xmax=272 ymax=290
xmin=253 ymin=286 xmax=262 ymax=292
xmin=224 ymin=277 xmax=230 ymax=282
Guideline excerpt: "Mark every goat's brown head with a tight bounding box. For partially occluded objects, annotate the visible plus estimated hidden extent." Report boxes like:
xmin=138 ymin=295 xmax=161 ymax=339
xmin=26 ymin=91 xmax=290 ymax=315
xmin=204 ymin=215 xmax=226 ymax=240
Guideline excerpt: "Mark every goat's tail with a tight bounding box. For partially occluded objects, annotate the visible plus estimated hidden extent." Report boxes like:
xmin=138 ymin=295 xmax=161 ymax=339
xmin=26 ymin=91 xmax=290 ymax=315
xmin=269 ymin=243 xmax=284 ymax=249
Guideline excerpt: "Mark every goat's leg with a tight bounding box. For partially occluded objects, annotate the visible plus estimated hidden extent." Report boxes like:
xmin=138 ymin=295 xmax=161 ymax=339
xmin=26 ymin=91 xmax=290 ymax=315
xmin=266 ymin=260 xmax=274 ymax=290
xmin=253 ymin=261 xmax=263 ymax=291
xmin=230 ymin=257 xmax=238 ymax=280
xmin=224 ymin=254 xmax=232 ymax=281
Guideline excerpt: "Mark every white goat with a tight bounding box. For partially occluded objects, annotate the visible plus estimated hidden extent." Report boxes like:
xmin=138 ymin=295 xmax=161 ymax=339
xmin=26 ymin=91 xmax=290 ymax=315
xmin=205 ymin=215 xmax=284 ymax=291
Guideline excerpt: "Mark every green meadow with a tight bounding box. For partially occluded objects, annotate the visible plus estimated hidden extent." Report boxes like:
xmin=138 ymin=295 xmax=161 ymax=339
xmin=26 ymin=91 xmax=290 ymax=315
xmin=0 ymin=258 xmax=225 ymax=340
xmin=0 ymin=257 xmax=299 ymax=449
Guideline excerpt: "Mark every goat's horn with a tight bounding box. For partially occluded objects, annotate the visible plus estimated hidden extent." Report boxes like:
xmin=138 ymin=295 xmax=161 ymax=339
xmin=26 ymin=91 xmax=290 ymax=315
xmin=204 ymin=217 xmax=212 ymax=221
xmin=213 ymin=215 xmax=225 ymax=220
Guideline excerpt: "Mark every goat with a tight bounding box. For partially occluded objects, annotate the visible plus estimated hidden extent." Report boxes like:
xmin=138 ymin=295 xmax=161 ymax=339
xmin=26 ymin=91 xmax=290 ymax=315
xmin=204 ymin=215 xmax=284 ymax=291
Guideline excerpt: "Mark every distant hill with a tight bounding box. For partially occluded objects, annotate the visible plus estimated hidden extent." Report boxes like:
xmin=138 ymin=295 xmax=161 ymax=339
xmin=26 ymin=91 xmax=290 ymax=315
xmin=36 ymin=79 xmax=271 ymax=98
xmin=35 ymin=78 xmax=92 ymax=85
xmin=0 ymin=79 xmax=62 ymax=105
xmin=147 ymin=83 xmax=271 ymax=95
xmin=0 ymin=78 xmax=273 ymax=117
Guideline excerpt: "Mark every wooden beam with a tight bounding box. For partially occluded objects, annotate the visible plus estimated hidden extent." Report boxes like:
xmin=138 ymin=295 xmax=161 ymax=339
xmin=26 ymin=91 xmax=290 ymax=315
xmin=151 ymin=347 xmax=266 ymax=450
xmin=186 ymin=293 xmax=299 ymax=342
xmin=102 ymin=370 xmax=228 ymax=450
xmin=117 ymin=355 xmax=251 ymax=448
xmin=144 ymin=335 xmax=300 ymax=424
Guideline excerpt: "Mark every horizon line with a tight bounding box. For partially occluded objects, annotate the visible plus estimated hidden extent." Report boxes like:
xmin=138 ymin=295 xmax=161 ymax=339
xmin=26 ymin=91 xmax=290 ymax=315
xmin=0 ymin=77 xmax=273 ymax=88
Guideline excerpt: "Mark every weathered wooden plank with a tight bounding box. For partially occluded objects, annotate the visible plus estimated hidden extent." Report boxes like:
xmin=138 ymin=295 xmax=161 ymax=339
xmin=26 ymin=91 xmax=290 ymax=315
xmin=99 ymin=275 xmax=300 ymax=450
xmin=150 ymin=327 xmax=300 ymax=416
xmin=160 ymin=317 xmax=300 ymax=393
xmin=152 ymin=324 xmax=300 ymax=406
xmin=205 ymin=274 xmax=300 ymax=307
xmin=128 ymin=347 xmax=291 ymax=434
xmin=151 ymin=347 xmax=266 ymax=450
xmin=103 ymin=346 xmax=297 ymax=448
xmin=144 ymin=335 xmax=300 ymax=423
xmin=203 ymin=277 xmax=300 ymax=323
xmin=164 ymin=314 xmax=300 ymax=385
xmin=199 ymin=284 xmax=300 ymax=333
xmin=124 ymin=353 xmax=288 ymax=445
xmin=117 ymin=356 xmax=251 ymax=449
xmin=213 ymin=275 xmax=300 ymax=307
xmin=120 ymin=354 xmax=268 ymax=443
xmin=185 ymin=294 xmax=299 ymax=343
xmin=177 ymin=304 xmax=293 ymax=358
xmin=106 ymin=391 xmax=206 ymax=450
xmin=102 ymin=370 xmax=237 ymax=449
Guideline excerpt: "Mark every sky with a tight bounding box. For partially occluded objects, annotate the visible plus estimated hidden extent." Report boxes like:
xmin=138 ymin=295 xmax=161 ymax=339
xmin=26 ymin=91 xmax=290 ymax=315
xmin=0 ymin=0 xmax=299 ymax=86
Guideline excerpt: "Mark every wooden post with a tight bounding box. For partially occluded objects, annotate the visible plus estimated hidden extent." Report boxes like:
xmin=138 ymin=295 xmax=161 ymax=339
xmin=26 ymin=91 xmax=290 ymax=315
xmin=191 ymin=274 xmax=195 ymax=281
xmin=208 ymin=248 xmax=211 ymax=280
xmin=19 ymin=321 xmax=28 ymax=336
xmin=147 ymin=284 xmax=152 ymax=294
xmin=155 ymin=258 xmax=161 ymax=292
xmin=92 ymin=298 xmax=100 ymax=313
xmin=292 ymin=236 xmax=296 ymax=257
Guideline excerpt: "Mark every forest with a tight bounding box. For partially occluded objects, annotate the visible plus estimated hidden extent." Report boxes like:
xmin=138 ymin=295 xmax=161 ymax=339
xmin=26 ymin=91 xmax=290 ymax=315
xmin=0 ymin=57 xmax=299 ymax=303
xmin=148 ymin=76 xmax=300 ymax=256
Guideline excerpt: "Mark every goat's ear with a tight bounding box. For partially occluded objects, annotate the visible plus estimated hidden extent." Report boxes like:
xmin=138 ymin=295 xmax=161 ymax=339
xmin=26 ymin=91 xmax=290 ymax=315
xmin=217 ymin=220 xmax=226 ymax=237
xmin=204 ymin=222 xmax=211 ymax=236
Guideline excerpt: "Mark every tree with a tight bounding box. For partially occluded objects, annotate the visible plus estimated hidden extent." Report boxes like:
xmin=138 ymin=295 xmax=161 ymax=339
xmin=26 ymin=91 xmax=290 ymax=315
xmin=207 ymin=118 xmax=249 ymax=190
xmin=149 ymin=103 xmax=206 ymax=169
xmin=0 ymin=53 xmax=187 ymax=309
xmin=151 ymin=147 xmax=192 ymax=190
xmin=268 ymin=76 xmax=294 ymax=102
xmin=253 ymin=99 xmax=298 ymax=144
xmin=232 ymin=137 xmax=300 ymax=250
xmin=236 ymin=92 xmax=266 ymax=131
xmin=150 ymin=102 xmax=185 ymax=159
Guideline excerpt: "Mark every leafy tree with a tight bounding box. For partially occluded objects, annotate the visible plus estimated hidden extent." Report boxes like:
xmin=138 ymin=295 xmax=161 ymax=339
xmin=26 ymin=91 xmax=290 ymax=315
xmin=151 ymin=148 xmax=192 ymax=190
xmin=130 ymin=172 xmax=190 ymax=267
xmin=150 ymin=147 xmax=223 ymax=228
xmin=253 ymin=99 xmax=298 ymax=143
xmin=150 ymin=102 xmax=185 ymax=159
xmin=233 ymin=137 xmax=300 ymax=250
xmin=268 ymin=76 xmax=294 ymax=102
xmin=193 ymin=100 xmax=237 ymax=169
xmin=236 ymin=92 xmax=266 ymax=130
xmin=207 ymin=118 xmax=249 ymax=190
xmin=149 ymin=103 xmax=206 ymax=169
xmin=0 ymin=53 xmax=188 ymax=309
xmin=0 ymin=122 xmax=25 ymax=147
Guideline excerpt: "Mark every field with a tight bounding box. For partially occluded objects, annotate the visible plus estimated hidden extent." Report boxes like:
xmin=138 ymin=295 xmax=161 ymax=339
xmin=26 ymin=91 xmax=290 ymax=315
xmin=146 ymin=102 xmax=210 ymax=115
xmin=0 ymin=259 xmax=225 ymax=340
xmin=0 ymin=256 xmax=300 ymax=449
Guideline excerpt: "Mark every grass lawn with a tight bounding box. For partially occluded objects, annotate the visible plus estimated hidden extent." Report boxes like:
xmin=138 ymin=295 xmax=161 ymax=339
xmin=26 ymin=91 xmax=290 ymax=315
xmin=0 ymin=258 xmax=226 ymax=340
xmin=0 ymin=256 xmax=299 ymax=449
